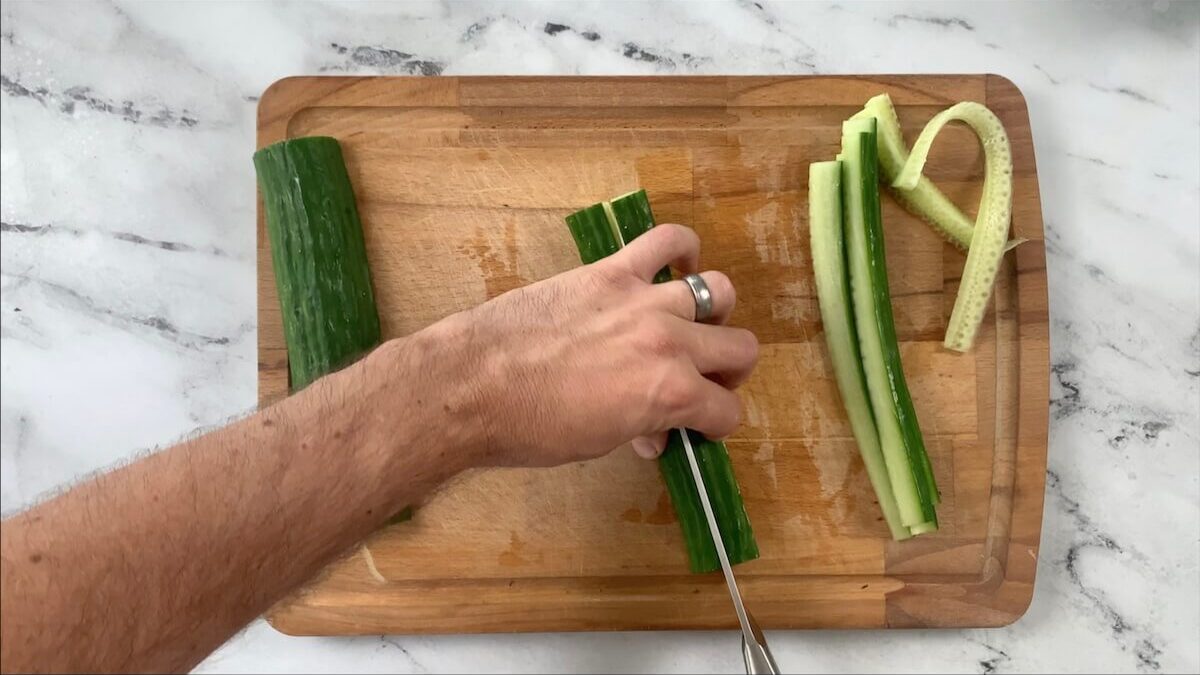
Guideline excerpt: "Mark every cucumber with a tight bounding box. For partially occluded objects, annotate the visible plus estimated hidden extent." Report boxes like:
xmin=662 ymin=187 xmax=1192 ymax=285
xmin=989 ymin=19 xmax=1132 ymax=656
xmin=256 ymin=137 xmax=415 ymax=526
xmin=893 ymin=102 xmax=1014 ymax=353
xmin=851 ymin=94 xmax=975 ymax=249
xmin=659 ymin=430 xmax=759 ymax=573
xmin=254 ymin=136 xmax=382 ymax=391
xmin=565 ymin=189 xmax=759 ymax=573
xmin=841 ymin=119 xmax=939 ymax=530
xmin=808 ymin=161 xmax=910 ymax=540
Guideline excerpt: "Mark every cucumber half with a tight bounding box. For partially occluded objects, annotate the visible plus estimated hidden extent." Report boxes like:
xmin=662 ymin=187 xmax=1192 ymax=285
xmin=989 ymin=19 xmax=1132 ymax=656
xmin=254 ymin=136 xmax=382 ymax=392
xmin=564 ymin=190 xmax=759 ymax=573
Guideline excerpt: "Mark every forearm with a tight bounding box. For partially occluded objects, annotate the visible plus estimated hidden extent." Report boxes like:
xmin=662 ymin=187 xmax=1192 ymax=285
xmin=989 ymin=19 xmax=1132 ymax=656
xmin=0 ymin=223 xmax=757 ymax=673
xmin=0 ymin=331 xmax=478 ymax=673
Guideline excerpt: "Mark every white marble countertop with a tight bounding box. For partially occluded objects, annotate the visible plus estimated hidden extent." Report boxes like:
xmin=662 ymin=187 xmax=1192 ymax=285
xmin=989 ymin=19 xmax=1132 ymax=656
xmin=2 ymin=1 xmax=1197 ymax=673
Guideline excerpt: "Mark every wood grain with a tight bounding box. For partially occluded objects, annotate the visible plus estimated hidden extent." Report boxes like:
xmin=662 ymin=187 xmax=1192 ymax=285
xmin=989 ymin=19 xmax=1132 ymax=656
xmin=256 ymin=76 xmax=1049 ymax=633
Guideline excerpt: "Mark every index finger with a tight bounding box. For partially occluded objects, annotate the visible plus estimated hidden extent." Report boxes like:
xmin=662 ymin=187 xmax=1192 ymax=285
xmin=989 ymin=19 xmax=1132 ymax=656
xmin=610 ymin=223 xmax=700 ymax=282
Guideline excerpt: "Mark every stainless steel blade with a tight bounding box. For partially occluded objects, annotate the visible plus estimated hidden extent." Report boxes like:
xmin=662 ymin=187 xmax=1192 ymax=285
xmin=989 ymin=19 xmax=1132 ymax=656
xmin=677 ymin=428 xmax=779 ymax=675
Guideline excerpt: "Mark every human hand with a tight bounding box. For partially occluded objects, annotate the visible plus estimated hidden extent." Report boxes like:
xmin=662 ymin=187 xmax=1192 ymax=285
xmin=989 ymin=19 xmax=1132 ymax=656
xmin=375 ymin=224 xmax=759 ymax=469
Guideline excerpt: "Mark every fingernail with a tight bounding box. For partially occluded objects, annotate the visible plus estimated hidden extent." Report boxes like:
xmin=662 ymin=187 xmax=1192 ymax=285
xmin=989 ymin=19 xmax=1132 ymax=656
xmin=631 ymin=438 xmax=658 ymax=459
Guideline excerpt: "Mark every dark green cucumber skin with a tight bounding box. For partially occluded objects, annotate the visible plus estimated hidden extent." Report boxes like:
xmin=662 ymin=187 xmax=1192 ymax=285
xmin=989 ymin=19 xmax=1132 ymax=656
xmin=565 ymin=204 xmax=621 ymax=263
xmin=856 ymin=131 xmax=941 ymax=519
xmin=387 ymin=506 xmax=414 ymax=525
xmin=566 ymin=190 xmax=759 ymax=573
xmin=659 ymin=430 xmax=760 ymax=572
xmin=609 ymin=190 xmax=674 ymax=284
xmin=254 ymin=136 xmax=381 ymax=392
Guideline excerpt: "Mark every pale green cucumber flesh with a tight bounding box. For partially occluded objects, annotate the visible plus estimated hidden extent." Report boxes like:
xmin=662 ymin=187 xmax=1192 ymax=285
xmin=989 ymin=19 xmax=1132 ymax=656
xmin=841 ymin=118 xmax=938 ymax=529
xmin=894 ymin=102 xmax=1014 ymax=352
xmin=908 ymin=521 xmax=938 ymax=535
xmin=852 ymin=94 xmax=975 ymax=250
xmin=809 ymin=160 xmax=911 ymax=541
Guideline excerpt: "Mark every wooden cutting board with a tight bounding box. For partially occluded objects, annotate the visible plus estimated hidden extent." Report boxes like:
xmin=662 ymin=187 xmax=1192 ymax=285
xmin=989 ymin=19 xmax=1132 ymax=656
xmin=256 ymin=76 xmax=1048 ymax=633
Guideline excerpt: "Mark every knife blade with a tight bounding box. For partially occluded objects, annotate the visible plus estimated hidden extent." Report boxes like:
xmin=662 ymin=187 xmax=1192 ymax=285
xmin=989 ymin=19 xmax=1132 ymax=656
xmin=677 ymin=428 xmax=779 ymax=675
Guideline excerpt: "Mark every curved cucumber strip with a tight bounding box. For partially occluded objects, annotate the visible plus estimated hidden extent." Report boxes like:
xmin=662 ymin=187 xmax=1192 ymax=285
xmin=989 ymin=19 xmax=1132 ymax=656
xmin=809 ymin=161 xmax=911 ymax=541
xmin=842 ymin=118 xmax=939 ymax=529
xmin=852 ymin=94 xmax=975 ymax=250
xmin=894 ymin=102 xmax=1013 ymax=353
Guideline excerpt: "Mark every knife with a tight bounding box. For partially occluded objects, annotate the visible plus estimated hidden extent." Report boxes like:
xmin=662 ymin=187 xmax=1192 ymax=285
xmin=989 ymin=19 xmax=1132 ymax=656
xmin=677 ymin=428 xmax=780 ymax=675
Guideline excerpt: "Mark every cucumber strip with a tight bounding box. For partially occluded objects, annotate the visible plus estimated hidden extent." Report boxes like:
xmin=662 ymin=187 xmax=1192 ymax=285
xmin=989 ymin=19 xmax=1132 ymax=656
xmin=841 ymin=119 xmax=939 ymax=529
xmin=660 ymin=429 xmax=760 ymax=572
xmin=254 ymin=136 xmax=382 ymax=392
xmin=851 ymin=94 xmax=975 ymax=249
xmin=809 ymin=161 xmax=911 ymax=541
xmin=893 ymin=102 xmax=1013 ymax=353
xmin=565 ymin=189 xmax=759 ymax=573
xmin=908 ymin=521 xmax=938 ymax=535
xmin=609 ymin=190 xmax=673 ymax=284
xmin=565 ymin=204 xmax=621 ymax=264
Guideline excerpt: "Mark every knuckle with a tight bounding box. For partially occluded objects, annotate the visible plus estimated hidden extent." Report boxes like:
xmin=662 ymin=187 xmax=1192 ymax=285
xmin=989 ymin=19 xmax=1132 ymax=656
xmin=705 ymin=271 xmax=736 ymax=306
xmin=737 ymin=328 xmax=760 ymax=365
xmin=590 ymin=259 xmax=634 ymax=289
xmin=728 ymin=395 xmax=744 ymax=428
xmin=645 ymin=332 xmax=678 ymax=358
xmin=653 ymin=222 xmax=682 ymax=243
xmin=712 ymin=393 xmax=743 ymax=437
xmin=654 ymin=223 xmax=696 ymax=250
xmin=638 ymin=319 xmax=679 ymax=357
xmin=653 ymin=371 xmax=696 ymax=416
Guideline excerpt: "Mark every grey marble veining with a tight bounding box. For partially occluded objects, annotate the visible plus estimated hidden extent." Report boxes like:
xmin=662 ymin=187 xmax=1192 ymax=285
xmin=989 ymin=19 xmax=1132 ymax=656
xmin=2 ymin=1 xmax=1197 ymax=673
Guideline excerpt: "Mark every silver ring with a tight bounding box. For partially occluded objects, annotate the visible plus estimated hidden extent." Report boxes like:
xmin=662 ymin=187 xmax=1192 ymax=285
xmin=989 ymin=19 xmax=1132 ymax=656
xmin=682 ymin=273 xmax=713 ymax=322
